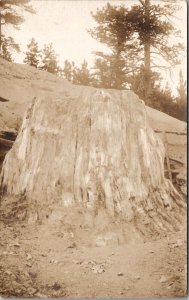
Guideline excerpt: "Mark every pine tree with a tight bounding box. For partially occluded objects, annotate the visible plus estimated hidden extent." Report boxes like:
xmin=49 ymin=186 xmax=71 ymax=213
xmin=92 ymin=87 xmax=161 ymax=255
xmin=91 ymin=56 xmax=111 ymax=88
xmin=177 ymin=70 xmax=186 ymax=105
xmin=62 ymin=60 xmax=76 ymax=82
xmin=0 ymin=37 xmax=14 ymax=61
xmin=128 ymin=66 xmax=159 ymax=101
xmin=148 ymin=82 xmax=177 ymax=117
xmin=41 ymin=43 xmax=60 ymax=74
xmin=175 ymin=70 xmax=187 ymax=122
xmin=90 ymin=1 xmax=184 ymax=101
xmin=89 ymin=3 xmax=134 ymax=89
xmin=127 ymin=0 xmax=184 ymax=103
xmin=73 ymin=60 xmax=92 ymax=86
xmin=24 ymin=38 xmax=41 ymax=68
xmin=0 ymin=0 xmax=35 ymax=52
xmin=0 ymin=35 xmax=19 ymax=60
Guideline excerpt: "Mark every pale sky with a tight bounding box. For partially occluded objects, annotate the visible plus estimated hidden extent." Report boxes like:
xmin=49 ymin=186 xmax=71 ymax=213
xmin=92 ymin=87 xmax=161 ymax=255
xmin=5 ymin=0 xmax=187 ymax=94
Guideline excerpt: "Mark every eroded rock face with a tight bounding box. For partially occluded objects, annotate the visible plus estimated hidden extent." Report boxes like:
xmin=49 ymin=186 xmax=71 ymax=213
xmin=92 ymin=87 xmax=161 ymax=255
xmin=0 ymin=86 xmax=185 ymax=234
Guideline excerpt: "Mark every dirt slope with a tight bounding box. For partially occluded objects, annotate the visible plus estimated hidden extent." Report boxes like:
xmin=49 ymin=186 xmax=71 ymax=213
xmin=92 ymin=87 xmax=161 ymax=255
xmin=0 ymin=58 xmax=71 ymax=131
xmin=0 ymin=195 xmax=187 ymax=298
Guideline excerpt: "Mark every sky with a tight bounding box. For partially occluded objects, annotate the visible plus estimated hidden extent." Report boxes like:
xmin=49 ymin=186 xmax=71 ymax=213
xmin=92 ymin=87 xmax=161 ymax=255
xmin=5 ymin=0 xmax=187 ymax=94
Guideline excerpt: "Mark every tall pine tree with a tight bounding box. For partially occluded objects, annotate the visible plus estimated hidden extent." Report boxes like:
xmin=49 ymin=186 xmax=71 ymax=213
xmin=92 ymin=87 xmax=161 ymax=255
xmin=0 ymin=0 xmax=35 ymax=53
xmin=41 ymin=43 xmax=60 ymax=74
xmin=62 ymin=60 xmax=76 ymax=82
xmin=73 ymin=60 xmax=92 ymax=86
xmin=90 ymin=1 xmax=184 ymax=103
xmin=0 ymin=36 xmax=18 ymax=61
xmin=127 ymin=0 xmax=184 ymax=103
xmin=62 ymin=60 xmax=92 ymax=85
xmin=89 ymin=3 xmax=134 ymax=89
xmin=177 ymin=70 xmax=186 ymax=105
xmin=1 ymin=39 xmax=12 ymax=61
xmin=24 ymin=38 xmax=41 ymax=68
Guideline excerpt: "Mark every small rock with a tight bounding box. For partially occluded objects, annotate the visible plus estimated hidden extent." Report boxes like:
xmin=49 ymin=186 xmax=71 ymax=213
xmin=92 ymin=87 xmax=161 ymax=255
xmin=83 ymin=259 xmax=95 ymax=266
xmin=27 ymin=287 xmax=37 ymax=295
xmin=51 ymin=259 xmax=58 ymax=264
xmin=73 ymin=259 xmax=80 ymax=264
xmin=25 ymin=262 xmax=32 ymax=268
xmin=98 ymin=268 xmax=105 ymax=274
xmin=18 ymin=267 xmax=24 ymax=272
xmin=52 ymin=282 xmax=61 ymax=290
xmin=68 ymin=242 xmax=77 ymax=249
xmin=171 ymin=239 xmax=183 ymax=248
xmin=92 ymin=265 xmax=105 ymax=274
xmin=117 ymin=272 xmax=124 ymax=276
xmin=35 ymin=293 xmax=48 ymax=298
xmin=149 ymin=250 xmax=154 ymax=253
xmin=28 ymin=271 xmax=37 ymax=279
xmin=12 ymin=243 xmax=21 ymax=247
xmin=172 ymin=244 xmax=179 ymax=249
xmin=5 ymin=270 xmax=12 ymax=276
xmin=92 ymin=268 xmax=99 ymax=274
xmin=12 ymin=280 xmax=22 ymax=288
xmin=160 ymin=275 xmax=167 ymax=283
xmin=26 ymin=253 xmax=32 ymax=260
xmin=24 ymin=271 xmax=30 ymax=278
xmin=57 ymin=232 xmax=64 ymax=238
xmin=176 ymin=239 xmax=183 ymax=246
xmin=134 ymin=275 xmax=140 ymax=280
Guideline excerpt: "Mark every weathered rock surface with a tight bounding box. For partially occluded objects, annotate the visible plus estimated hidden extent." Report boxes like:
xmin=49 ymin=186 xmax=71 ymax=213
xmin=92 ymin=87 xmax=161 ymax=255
xmin=0 ymin=85 xmax=186 ymax=236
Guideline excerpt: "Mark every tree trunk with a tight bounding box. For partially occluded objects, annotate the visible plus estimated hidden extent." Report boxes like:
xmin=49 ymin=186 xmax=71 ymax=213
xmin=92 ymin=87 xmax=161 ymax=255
xmin=114 ymin=44 xmax=124 ymax=89
xmin=144 ymin=0 xmax=151 ymax=104
xmin=0 ymin=86 xmax=186 ymax=242
xmin=0 ymin=9 xmax=2 ymax=54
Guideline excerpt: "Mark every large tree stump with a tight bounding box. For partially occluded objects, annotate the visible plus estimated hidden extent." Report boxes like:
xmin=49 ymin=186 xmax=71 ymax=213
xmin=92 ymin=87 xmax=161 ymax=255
xmin=0 ymin=86 xmax=186 ymax=241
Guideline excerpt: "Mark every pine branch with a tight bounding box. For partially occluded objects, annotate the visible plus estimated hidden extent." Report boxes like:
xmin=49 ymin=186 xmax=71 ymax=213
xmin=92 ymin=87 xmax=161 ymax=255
xmin=138 ymin=0 xmax=146 ymax=7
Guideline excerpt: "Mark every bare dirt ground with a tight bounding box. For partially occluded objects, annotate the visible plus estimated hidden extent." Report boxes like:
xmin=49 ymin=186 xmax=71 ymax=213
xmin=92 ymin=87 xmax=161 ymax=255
xmin=0 ymin=197 xmax=187 ymax=298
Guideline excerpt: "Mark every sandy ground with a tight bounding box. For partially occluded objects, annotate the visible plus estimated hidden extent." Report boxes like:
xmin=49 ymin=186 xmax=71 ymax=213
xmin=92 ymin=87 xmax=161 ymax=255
xmin=0 ymin=197 xmax=187 ymax=298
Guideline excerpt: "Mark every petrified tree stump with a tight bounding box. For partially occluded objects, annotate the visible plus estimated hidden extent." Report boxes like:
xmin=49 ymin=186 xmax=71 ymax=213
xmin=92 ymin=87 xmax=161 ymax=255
xmin=0 ymin=86 xmax=186 ymax=239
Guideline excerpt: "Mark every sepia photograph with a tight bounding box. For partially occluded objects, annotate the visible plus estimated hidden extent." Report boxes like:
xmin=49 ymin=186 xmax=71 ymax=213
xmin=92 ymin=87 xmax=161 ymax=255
xmin=0 ymin=0 xmax=187 ymax=298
